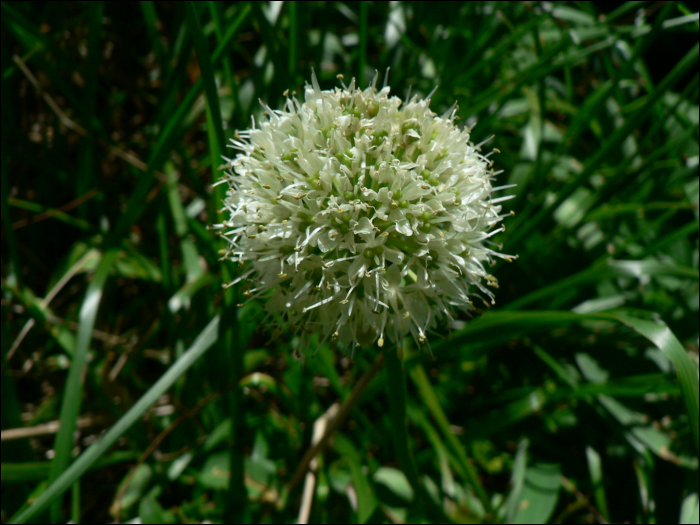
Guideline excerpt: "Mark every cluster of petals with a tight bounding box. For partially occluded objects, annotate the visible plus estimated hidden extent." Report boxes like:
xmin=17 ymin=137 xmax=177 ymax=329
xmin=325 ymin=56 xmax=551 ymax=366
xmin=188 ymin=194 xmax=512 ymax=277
xmin=216 ymin=72 xmax=515 ymax=351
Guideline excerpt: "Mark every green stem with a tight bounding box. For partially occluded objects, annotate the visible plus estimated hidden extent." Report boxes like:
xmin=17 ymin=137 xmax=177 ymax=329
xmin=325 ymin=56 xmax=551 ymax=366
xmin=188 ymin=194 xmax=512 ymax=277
xmin=384 ymin=347 xmax=420 ymax=485
xmin=384 ymin=347 xmax=446 ymax=522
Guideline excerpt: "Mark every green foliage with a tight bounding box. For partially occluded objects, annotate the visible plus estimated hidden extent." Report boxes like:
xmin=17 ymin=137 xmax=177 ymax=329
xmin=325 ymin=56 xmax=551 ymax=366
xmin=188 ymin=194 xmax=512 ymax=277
xmin=1 ymin=1 xmax=698 ymax=523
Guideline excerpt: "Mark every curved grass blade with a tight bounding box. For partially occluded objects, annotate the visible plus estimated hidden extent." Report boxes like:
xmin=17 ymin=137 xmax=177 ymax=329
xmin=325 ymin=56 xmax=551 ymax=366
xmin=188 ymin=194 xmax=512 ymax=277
xmin=47 ymin=248 xmax=116 ymax=521
xmin=506 ymin=259 xmax=698 ymax=311
xmin=509 ymin=42 xmax=699 ymax=248
xmin=612 ymin=314 xmax=699 ymax=452
xmin=407 ymin=311 xmax=698 ymax=452
xmin=408 ymin=364 xmax=492 ymax=515
xmin=383 ymin=348 xmax=447 ymax=523
xmin=10 ymin=316 xmax=220 ymax=524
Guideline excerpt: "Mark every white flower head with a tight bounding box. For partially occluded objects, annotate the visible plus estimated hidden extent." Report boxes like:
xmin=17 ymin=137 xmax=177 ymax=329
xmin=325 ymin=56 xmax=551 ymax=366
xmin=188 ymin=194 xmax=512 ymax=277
xmin=216 ymin=71 xmax=516 ymax=352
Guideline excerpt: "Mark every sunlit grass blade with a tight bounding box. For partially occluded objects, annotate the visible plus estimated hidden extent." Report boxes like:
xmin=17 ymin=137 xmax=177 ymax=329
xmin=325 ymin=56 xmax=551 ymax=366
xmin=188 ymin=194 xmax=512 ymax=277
xmin=186 ymin=2 xmax=226 ymax=155
xmin=585 ymin=446 xmax=610 ymax=521
xmin=612 ymin=314 xmax=699 ymax=452
xmin=383 ymin=348 xmax=446 ymax=522
xmin=408 ymin=364 xmax=492 ymax=515
xmin=510 ymin=42 xmax=699 ymax=248
xmin=505 ymin=259 xmax=698 ymax=311
xmin=10 ymin=316 xmax=220 ymax=524
xmin=47 ymin=249 xmax=116 ymax=522
xmin=332 ymin=434 xmax=378 ymax=523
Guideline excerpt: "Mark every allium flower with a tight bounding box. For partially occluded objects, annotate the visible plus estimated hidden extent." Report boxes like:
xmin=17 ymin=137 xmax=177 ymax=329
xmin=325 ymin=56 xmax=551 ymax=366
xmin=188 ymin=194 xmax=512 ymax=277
xmin=216 ymin=72 xmax=516 ymax=351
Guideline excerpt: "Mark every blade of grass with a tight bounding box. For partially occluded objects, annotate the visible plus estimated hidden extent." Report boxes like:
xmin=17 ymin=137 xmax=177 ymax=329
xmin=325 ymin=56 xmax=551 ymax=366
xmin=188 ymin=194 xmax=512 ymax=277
xmin=70 ymin=480 xmax=79 ymax=524
xmin=47 ymin=248 xmax=117 ymax=522
xmin=359 ymin=2 xmax=367 ymax=87
xmin=408 ymin=364 xmax=493 ymax=516
xmin=405 ymin=310 xmax=698 ymax=451
xmin=164 ymin=161 xmax=203 ymax=282
xmin=107 ymin=2 xmax=250 ymax=249
xmin=288 ymin=1 xmax=298 ymax=84
xmin=509 ymin=42 xmax=699 ymax=248
xmin=207 ymin=2 xmax=236 ymax=121
xmin=7 ymin=197 xmax=94 ymax=231
xmin=612 ymin=314 xmax=699 ymax=452
xmin=104 ymin=84 xmax=198 ymax=247
xmin=186 ymin=2 xmax=225 ymax=154
xmin=251 ymin=1 xmax=285 ymax=98
xmin=211 ymin=4 xmax=252 ymax=65
xmin=76 ymin=1 xmax=103 ymax=217
xmin=10 ymin=316 xmax=220 ymax=524
xmin=505 ymin=259 xmax=698 ymax=311
xmin=1 ymin=452 xmax=139 ymax=483
xmin=186 ymin=8 xmax=246 ymax=521
xmin=383 ymin=347 xmax=447 ymax=523
xmin=332 ymin=434 xmax=378 ymax=523
xmin=585 ymin=446 xmax=610 ymax=521
xmin=140 ymin=2 xmax=167 ymax=68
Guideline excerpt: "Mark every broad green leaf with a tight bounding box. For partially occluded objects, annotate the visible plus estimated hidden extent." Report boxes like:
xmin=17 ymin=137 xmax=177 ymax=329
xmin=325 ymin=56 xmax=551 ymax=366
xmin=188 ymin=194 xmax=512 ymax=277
xmin=508 ymin=462 xmax=561 ymax=524
xmin=333 ymin=434 xmax=378 ymax=524
xmin=111 ymin=464 xmax=153 ymax=515
xmin=373 ymin=467 xmax=413 ymax=502
xmin=680 ymin=492 xmax=699 ymax=525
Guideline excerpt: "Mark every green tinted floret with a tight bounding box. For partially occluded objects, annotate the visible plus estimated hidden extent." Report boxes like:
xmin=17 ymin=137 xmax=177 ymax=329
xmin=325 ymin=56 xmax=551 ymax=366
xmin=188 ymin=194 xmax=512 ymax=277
xmin=372 ymin=130 xmax=388 ymax=147
xmin=337 ymin=150 xmax=353 ymax=167
xmin=281 ymin=148 xmax=298 ymax=162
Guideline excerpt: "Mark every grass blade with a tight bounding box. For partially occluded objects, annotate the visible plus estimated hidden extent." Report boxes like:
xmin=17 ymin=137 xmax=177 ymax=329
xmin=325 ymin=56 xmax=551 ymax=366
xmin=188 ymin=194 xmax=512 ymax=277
xmin=47 ymin=249 xmax=116 ymax=521
xmin=408 ymin=364 xmax=492 ymax=515
xmin=510 ymin=42 xmax=699 ymax=248
xmin=383 ymin=347 xmax=446 ymax=522
xmin=359 ymin=2 xmax=367 ymax=87
xmin=612 ymin=314 xmax=699 ymax=452
xmin=10 ymin=316 xmax=220 ymax=524
xmin=186 ymin=2 xmax=226 ymax=155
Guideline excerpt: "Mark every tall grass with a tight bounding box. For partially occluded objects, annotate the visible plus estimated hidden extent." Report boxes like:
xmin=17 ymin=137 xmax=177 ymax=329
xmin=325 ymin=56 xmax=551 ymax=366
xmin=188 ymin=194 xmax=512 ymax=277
xmin=2 ymin=2 xmax=698 ymax=523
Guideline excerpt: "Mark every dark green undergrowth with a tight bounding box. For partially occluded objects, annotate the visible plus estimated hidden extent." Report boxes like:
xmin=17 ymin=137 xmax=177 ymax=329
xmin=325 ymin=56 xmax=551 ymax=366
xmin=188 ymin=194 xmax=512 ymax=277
xmin=1 ymin=2 xmax=698 ymax=523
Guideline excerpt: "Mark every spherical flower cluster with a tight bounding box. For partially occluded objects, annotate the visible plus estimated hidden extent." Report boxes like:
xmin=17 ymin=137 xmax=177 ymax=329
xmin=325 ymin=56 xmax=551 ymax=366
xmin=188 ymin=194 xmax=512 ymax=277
xmin=216 ymin=72 xmax=516 ymax=351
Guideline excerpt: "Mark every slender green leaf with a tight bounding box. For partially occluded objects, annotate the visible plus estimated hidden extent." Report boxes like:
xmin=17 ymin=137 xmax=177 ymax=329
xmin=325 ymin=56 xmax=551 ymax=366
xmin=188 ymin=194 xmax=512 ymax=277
xmin=613 ymin=314 xmax=699 ymax=452
xmin=10 ymin=316 xmax=220 ymax=524
xmin=48 ymin=249 xmax=117 ymax=521
xmin=508 ymin=462 xmax=561 ymax=524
